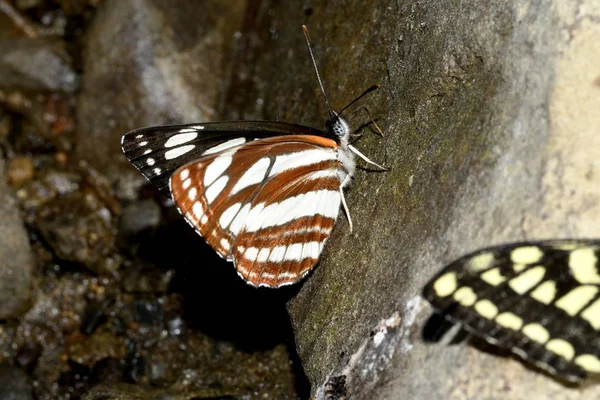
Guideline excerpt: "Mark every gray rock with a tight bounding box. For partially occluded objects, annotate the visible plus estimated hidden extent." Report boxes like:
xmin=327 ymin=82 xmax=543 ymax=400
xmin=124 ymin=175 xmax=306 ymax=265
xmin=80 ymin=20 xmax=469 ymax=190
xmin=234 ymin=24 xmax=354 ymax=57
xmin=0 ymin=365 xmax=33 ymax=400
xmin=36 ymin=192 xmax=120 ymax=275
xmin=264 ymin=1 xmax=600 ymax=399
xmin=0 ymin=38 xmax=78 ymax=92
xmin=0 ymin=156 xmax=33 ymax=319
xmin=76 ymin=0 xmax=246 ymax=181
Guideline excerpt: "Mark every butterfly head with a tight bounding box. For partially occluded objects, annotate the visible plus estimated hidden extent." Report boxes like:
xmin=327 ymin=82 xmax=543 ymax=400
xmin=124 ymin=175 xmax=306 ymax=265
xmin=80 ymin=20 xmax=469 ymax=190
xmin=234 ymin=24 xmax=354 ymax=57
xmin=325 ymin=112 xmax=351 ymax=144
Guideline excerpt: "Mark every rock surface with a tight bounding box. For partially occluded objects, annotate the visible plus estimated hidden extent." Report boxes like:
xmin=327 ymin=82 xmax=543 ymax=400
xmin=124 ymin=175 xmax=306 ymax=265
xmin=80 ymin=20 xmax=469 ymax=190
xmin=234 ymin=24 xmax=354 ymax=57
xmin=76 ymin=0 xmax=246 ymax=180
xmin=0 ymin=38 xmax=78 ymax=93
xmin=0 ymin=156 xmax=34 ymax=319
xmin=269 ymin=1 xmax=600 ymax=399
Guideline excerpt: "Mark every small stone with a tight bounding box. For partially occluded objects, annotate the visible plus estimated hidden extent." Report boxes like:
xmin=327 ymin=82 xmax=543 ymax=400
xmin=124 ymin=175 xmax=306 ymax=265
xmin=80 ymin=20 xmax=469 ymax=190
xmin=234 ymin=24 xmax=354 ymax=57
xmin=7 ymin=156 xmax=34 ymax=187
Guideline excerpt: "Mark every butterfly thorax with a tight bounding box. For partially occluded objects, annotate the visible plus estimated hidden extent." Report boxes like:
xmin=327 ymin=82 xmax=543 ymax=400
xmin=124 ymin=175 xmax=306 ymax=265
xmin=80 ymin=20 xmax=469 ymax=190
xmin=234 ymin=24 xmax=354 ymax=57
xmin=326 ymin=114 xmax=355 ymax=186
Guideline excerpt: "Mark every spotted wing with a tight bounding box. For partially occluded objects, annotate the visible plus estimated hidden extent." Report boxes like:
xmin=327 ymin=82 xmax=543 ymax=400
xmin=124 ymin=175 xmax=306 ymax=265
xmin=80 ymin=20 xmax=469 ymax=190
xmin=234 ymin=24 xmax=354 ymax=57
xmin=170 ymin=134 xmax=347 ymax=288
xmin=423 ymin=240 xmax=600 ymax=383
xmin=121 ymin=121 xmax=326 ymax=198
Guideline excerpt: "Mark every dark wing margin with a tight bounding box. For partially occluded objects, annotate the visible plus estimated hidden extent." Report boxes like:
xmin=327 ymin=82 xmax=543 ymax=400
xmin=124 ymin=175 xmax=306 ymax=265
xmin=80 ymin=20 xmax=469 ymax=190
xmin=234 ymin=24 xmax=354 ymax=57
xmin=422 ymin=239 xmax=600 ymax=383
xmin=121 ymin=121 xmax=326 ymax=198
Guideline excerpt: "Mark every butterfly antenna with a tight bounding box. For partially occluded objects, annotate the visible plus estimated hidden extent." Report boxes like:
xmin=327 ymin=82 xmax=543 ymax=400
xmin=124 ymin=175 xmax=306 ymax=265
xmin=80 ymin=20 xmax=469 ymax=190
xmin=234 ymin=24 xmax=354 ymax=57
xmin=339 ymin=84 xmax=380 ymax=115
xmin=302 ymin=25 xmax=334 ymax=118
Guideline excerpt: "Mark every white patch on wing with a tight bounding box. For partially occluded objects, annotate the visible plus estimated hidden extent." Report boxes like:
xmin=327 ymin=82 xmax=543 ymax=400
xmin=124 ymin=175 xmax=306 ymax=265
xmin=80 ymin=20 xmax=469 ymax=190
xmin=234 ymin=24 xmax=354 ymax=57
xmin=245 ymin=203 xmax=265 ymax=228
xmin=219 ymin=203 xmax=242 ymax=229
xmin=244 ymin=247 xmax=259 ymax=262
xmin=220 ymin=238 xmax=231 ymax=252
xmin=205 ymin=176 xmax=228 ymax=204
xmin=165 ymin=145 xmax=195 ymax=160
xmin=244 ymin=190 xmax=340 ymax=232
xmin=303 ymin=241 xmax=320 ymax=260
xmin=268 ymin=246 xmax=287 ymax=263
xmin=284 ymin=243 xmax=304 ymax=261
xmin=192 ymin=202 xmax=204 ymax=221
xmin=202 ymin=138 xmax=246 ymax=155
xmin=146 ymin=158 xmax=155 ymax=166
xmin=257 ymin=248 xmax=271 ymax=263
xmin=231 ymin=157 xmax=271 ymax=195
xmin=240 ymin=241 xmax=323 ymax=265
xmin=204 ymin=154 xmax=233 ymax=186
xmin=229 ymin=204 xmax=251 ymax=236
xmin=269 ymin=149 xmax=337 ymax=177
xmin=165 ymin=132 xmax=198 ymax=147
xmin=308 ymin=169 xmax=340 ymax=181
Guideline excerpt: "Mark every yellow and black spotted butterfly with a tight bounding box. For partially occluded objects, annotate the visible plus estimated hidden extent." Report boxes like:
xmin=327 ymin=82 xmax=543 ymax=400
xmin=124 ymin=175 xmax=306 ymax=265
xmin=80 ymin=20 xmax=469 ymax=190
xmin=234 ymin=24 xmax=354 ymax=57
xmin=423 ymin=240 xmax=600 ymax=383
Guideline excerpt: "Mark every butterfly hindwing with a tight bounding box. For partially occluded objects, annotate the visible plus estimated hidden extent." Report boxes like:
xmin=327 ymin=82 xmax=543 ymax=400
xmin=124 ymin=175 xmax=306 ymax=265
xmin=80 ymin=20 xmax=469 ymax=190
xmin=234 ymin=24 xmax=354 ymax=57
xmin=169 ymin=134 xmax=346 ymax=287
xmin=121 ymin=121 xmax=327 ymax=198
xmin=423 ymin=240 xmax=600 ymax=382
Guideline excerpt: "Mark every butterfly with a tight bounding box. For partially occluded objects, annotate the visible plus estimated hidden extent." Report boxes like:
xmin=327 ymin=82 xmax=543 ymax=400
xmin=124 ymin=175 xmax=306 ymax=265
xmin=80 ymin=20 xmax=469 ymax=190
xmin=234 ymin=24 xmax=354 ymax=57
xmin=121 ymin=25 xmax=384 ymax=288
xmin=422 ymin=240 xmax=600 ymax=383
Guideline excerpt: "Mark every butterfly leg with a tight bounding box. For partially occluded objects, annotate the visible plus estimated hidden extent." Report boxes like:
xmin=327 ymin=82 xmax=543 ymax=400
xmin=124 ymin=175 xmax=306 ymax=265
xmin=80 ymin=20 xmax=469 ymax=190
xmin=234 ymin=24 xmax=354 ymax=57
xmin=340 ymin=175 xmax=353 ymax=233
xmin=349 ymin=106 xmax=385 ymax=137
xmin=348 ymin=145 xmax=387 ymax=170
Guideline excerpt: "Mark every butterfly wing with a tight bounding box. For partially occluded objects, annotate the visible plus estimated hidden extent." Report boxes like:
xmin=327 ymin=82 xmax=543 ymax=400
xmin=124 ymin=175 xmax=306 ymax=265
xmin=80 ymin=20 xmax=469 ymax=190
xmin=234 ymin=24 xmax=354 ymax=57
xmin=423 ymin=240 xmax=600 ymax=382
xmin=121 ymin=121 xmax=327 ymax=198
xmin=169 ymin=134 xmax=348 ymax=288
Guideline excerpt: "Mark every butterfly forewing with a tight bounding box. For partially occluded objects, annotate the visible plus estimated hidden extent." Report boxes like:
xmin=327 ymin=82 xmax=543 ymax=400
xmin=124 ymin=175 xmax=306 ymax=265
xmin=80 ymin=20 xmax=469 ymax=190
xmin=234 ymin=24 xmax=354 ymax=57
xmin=423 ymin=240 xmax=600 ymax=382
xmin=122 ymin=122 xmax=327 ymax=198
xmin=170 ymin=134 xmax=346 ymax=287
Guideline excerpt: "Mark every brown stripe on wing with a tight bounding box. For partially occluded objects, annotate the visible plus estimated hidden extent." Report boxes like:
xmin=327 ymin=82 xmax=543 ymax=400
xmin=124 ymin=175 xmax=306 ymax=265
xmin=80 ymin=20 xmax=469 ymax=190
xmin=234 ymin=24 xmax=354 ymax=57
xmin=242 ymin=257 xmax=320 ymax=288
xmin=255 ymin=165 xmax=340 ymax=205
xmin=241 ymin=134 xmax=338 ymax=150
xmin=232 ymin=179 xmax=342 ymax=287
xmin=225 ymin=160 xmax=341 ymax=207
xmin=251 ymin=214 xmax=332 ymax=287
xmin=234 ymin=216 xmax=335 ymax=250
xmin=170 ymin=134 xmax=341 ymax=262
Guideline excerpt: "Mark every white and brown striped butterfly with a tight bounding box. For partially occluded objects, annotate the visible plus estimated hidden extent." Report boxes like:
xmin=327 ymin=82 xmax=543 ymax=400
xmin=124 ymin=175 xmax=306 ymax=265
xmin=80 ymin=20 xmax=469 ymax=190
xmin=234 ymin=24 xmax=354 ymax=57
xmin=121 ymin=26 xmax=384 ymax=288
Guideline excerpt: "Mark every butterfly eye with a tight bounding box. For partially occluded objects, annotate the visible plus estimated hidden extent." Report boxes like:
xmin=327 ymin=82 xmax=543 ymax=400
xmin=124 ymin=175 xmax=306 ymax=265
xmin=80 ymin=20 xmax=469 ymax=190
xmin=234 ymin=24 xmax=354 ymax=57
xmin=326 ymin=116 xmax=350 ymax=138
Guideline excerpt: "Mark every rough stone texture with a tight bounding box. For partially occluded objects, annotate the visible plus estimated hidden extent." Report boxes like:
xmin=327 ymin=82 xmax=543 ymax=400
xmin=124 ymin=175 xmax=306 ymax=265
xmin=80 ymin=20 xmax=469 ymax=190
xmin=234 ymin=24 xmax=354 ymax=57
xmin=0 ymin=156 xmax=34 ymax=319
xmin=0 ymin=38 xmax=78 ymax=93
xmin=76 ymin=0 xmax=246 ymax=179
xmin=268 ymin=1 xmax=600 ymax=399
